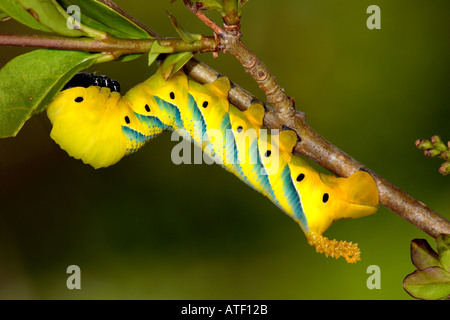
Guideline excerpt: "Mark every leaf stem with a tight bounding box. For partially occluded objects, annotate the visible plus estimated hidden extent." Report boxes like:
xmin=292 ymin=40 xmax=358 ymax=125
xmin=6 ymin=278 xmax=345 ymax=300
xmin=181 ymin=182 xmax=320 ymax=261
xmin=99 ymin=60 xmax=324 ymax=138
xmin=183 ymin=0 xmax=225 ymax=36
xmin=222 ymin=0 xmax=241 ymax=33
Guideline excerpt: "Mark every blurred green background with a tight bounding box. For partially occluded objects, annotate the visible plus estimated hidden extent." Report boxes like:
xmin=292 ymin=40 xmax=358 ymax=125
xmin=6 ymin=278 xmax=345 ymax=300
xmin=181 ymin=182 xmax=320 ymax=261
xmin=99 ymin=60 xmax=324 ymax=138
xmin=0 ymin=0 xmax=448 ymax=299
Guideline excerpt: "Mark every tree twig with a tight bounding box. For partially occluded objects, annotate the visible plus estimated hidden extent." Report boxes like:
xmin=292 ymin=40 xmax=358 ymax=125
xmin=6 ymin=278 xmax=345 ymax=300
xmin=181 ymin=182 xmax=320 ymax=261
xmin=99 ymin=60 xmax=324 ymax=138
xmin=0 ymin=33 xmax=216 ymax=58
xmin=183 ymin=0 xmax=294 ymax=116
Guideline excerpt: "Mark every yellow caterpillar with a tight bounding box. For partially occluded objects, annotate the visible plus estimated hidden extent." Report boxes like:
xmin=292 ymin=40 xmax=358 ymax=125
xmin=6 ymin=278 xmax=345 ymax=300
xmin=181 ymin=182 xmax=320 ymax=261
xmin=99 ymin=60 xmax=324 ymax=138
xmin=47 ymin=68 xmax=379 ymax=262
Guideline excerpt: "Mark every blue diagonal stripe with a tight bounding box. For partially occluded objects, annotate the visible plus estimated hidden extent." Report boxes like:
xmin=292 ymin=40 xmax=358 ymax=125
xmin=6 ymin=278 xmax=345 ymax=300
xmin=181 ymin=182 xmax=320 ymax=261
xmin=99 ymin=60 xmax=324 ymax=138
xmin=279 ymin=165 xmax=308 ymax=230
xmin=153 ymin=96 xmax=183 ymax=129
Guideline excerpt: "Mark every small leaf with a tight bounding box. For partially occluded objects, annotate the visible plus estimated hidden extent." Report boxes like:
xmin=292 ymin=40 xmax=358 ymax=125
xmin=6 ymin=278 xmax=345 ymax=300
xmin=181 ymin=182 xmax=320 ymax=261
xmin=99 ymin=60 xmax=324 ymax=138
xmin=147 ymin=40 xmax=175 ymax=66
xmin=0 ymin=50 xmax=100 ymax=138
xmin=411 ymin=239 xmax=442 ymax=270
xmin=57 ymin=0 xmax=152 ymax=39
xmin=0 ymin=0 xmax=53 ymax=32
xmin=147 ymin=41 xmax=162 ymax=67
xmin=437 ymin=234 xmax=450 ymax=272
xmin=147 ymin=52 xmax=159 ymax=67
xmin=198 ymin=0 xmax=224 ymax=11
xmin=116 ymin=53 xmax=144 ymax=63
xmin=160 ymin=52 xmax=194 ymax=80
xmin=403 ymin=267 xmax=450 ymax=300
xmin=17 ymin=0 xmax=85 ymax=37
xmin=149 ymin=40 xmax=173 ymax=54
xmin=168 ymin=11 xmax=202 ymax=43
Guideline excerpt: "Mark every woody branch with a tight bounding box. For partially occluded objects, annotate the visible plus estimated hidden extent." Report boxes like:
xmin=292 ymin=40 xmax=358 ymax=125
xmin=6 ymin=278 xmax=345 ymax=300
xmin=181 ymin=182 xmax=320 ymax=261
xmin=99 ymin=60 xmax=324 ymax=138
xmin=181 ymin=0 xmax=450 ymax=238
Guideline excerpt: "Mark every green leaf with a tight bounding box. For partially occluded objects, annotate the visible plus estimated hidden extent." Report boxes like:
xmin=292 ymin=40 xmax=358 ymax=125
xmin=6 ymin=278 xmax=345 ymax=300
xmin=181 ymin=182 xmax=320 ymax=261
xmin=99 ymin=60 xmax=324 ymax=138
xmin=147 ymin=41 xmax=163 ymax=67
xmin=147 ymin=52 xmax=159 ymax=67
xmin=0 ymin=9 xmax=10 ymax=20
xmin=437 ymin=234 xmax=450 ymax=272
xmin=199 ymin=0 xmax=223 ymax=11
xmin=411 ymin=239 xmax=442 ymax=270
xmin=116 ymin=53 xmax=144 ymax=63
xmin=168 ymin=11 xmax=202 ymax=43
xmin=0 ymin=49 xmax=100 ymax=138
xmin=0 ymin=0 xmax=53 ymax=32
xmin=57 ymin=0 xmax=152 ymax=39
xmin=160 ymin=52 xmax=194 ymax=80
xmin=403 ymin=267 xmax=450 ymax=300
xmin=17 ymin=0 xmax=85 ymax=37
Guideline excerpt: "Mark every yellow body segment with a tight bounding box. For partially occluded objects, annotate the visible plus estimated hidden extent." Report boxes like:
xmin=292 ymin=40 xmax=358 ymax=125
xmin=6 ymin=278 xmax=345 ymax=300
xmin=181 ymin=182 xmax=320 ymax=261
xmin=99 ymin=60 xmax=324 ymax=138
xmin=47 ymin=86 xmax=127 ymax=169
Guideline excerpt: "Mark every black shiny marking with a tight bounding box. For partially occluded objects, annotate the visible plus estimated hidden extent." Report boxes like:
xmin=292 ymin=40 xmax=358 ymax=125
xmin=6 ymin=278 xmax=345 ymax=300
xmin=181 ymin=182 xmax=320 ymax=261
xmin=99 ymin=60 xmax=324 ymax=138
xmin=92 ymin=75 xmax=102 ymax=87
xmin=236 ymin=126 xmax=243 ymax=133
xmin=202 ymin=101 xmax=209 ymax=108
xmin=99 ymin=75 xmax=110 ymax=88
xmin=111 ymin=80 xmax=121 ymax=92
xmin=74 ymin=97 xmax=84 ymax=103
xmin=63 ymin=73 xmax=93 ymax=91
xmin=296 ymin=173 xmax=305 ymax=182
xmin=265 ymin=150 xmax=271 ymax=157
xmin=323 ymin=193 xmax=329 ymax=203
xmin=145 ymin=104 xmax=151 ymax=112
xmin=124 ymin=116 xmax=130 ymax=124
xmin=170 ymin=92 xmax=175 ymax=100
xmin=62 ymin=72 xmax=121 ymax=92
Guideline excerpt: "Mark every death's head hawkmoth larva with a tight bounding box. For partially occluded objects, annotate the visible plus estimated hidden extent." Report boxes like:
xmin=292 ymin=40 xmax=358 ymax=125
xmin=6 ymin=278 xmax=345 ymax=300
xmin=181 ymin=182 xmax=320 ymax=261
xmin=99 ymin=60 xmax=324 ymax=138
xmin=46 ymin=68 xmax=379 ymax=263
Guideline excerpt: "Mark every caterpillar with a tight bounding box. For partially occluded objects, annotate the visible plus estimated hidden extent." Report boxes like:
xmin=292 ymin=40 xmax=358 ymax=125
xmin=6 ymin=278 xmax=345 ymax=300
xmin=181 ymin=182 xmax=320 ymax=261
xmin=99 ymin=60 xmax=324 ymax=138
xmin=46 ymin=67 xmax=379 ymax=263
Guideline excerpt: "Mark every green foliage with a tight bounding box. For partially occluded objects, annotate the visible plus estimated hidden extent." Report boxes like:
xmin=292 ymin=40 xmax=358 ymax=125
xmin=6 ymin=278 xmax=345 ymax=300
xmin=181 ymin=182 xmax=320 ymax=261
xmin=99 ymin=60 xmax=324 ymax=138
xmin=403 ymin=235 xmax=450 ymax=300
xmin=0 ymin=0 xmax=152 ymax=138
xmin=193 ymin=0 xmax=246 ymax=16
xmin=56 ymin=0 xmax=152 ymax=39
xmin=18 ymin=0 xmax=85 ymax=36
xmin=168 ymin=11 xmax=202 ymax=43
xmin=0 ymin=50 xmax=100 ymax=137
xmin=0 ymin=9 xmax=9 ymax=20
xmin=0 ymin=0 xmax=53 ymax=32
xmin=160 ymin=52 xmax=194 ymax=80
xmin=197 ymin=0 xmax=224 ymax=11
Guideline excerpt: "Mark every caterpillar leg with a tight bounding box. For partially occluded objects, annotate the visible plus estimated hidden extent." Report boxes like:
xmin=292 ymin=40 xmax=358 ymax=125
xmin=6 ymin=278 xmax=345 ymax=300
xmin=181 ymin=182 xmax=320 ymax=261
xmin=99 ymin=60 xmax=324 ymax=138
xmin=305 ymin=231 xmax=361 ymax=263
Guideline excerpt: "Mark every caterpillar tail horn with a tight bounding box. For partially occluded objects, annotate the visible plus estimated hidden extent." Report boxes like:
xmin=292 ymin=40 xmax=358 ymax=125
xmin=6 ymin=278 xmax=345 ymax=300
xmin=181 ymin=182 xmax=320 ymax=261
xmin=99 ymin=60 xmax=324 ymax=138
xmin=305 ymin=232 xmax=361 ymax=263
xmin=303 ymin=170 xmax=379 ymax=263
